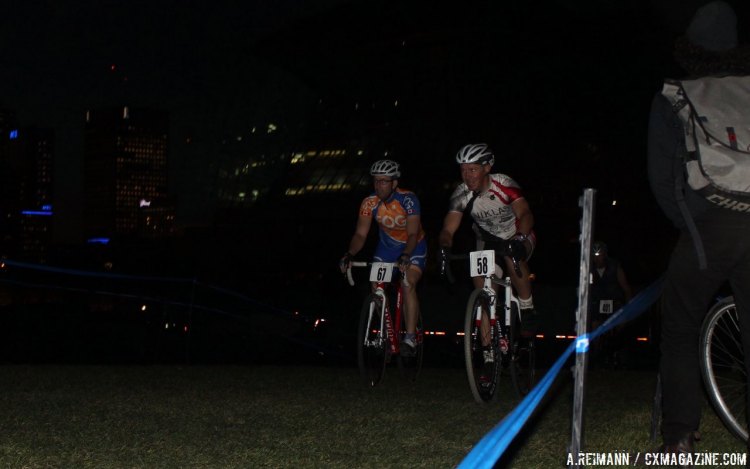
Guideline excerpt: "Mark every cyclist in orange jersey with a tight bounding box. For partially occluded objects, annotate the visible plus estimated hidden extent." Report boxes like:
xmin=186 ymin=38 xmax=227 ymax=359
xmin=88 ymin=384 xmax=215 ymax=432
xmin=340 ymin=160 xmax=427 ymax=356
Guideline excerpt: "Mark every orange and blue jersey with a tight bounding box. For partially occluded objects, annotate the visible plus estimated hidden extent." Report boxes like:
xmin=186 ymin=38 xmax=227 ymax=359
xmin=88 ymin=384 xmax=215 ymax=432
xmin=359 ymin=188 xmax=427 ymax=269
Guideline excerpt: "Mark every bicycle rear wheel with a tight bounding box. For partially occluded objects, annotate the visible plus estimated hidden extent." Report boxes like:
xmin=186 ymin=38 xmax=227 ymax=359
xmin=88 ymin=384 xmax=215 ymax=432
xmin=699 ymin=296 xmax=748 ymax=442
xmin=510 ymin=303 xmax=536 ymax=397
xmin=358 ymin=293 xmax=388 ymax=387
xmin=397 ymin=312 xmax=424 ymax=382
xmin=464 ymin=289 xmax=500 ymax=403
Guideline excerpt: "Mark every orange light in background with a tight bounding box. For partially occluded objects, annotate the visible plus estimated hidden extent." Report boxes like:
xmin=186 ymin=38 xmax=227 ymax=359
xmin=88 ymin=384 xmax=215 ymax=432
xmin=636 ymin=337 xmax=649 ymax=342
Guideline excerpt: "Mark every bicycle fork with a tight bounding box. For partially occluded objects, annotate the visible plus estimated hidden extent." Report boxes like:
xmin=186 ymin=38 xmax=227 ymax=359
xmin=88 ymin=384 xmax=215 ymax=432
xmin=365 ymin=287 xmax=396 ymax=355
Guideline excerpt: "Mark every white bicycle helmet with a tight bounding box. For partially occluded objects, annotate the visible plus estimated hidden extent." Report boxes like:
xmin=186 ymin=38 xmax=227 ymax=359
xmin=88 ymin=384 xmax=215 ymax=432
xmin=370 ymin=159 xmax=401 ymax=178
xmin=455 ymin=143 xmax=494 ymax=166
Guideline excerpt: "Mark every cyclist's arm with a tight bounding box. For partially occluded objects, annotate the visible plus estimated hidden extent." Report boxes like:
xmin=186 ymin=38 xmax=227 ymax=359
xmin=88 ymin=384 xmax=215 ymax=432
xmin=403 ymin=214 xmax=421 ymax=256
xmin=347 ymin=214 xmax=372 ymax=256
xmin=511 ymin=198 xmax=534 ymax=236
xmin=439 ymin=211 xmax=463 ymax=248
xmin=617 ymin=265 xmax=634 ymax=303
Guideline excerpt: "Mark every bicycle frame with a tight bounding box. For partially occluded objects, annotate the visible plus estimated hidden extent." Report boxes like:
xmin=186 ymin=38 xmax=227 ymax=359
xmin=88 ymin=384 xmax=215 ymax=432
xmin=350 ymin=261 xmax=406 ymax=356
xmin=366 ymin=278 xmax=403 ymax=356
xmin=475 ymin=274 xmax=521 ymax=352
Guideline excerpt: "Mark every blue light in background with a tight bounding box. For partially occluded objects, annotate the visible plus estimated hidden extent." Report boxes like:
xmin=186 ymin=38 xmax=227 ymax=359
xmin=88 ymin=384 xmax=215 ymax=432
xmin=9 ymin=129 xmax=18 ymax=139
xmin=21 ymin=210 xmax=53 ymax=216
xmin=41 ymin=204 xmax=52 ymax=211
xmin=87 ymin=238 xmax=110 ymax=245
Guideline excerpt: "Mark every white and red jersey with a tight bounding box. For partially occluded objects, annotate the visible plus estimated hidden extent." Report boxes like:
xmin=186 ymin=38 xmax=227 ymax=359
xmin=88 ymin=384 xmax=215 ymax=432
xmin=447 ymin=173 xmax=526 ymax=241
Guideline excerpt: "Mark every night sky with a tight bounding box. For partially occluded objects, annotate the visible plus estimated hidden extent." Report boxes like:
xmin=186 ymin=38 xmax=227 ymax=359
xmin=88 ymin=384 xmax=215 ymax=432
xmin=1 ymin=0 xmax=745 ymax=265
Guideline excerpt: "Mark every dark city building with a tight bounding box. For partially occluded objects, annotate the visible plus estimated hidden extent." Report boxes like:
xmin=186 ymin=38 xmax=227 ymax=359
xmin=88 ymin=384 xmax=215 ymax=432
xmin=0 ymin=109 xmax=19 ymax=259
xmin=84 ymin=107 xmax=175 ymax=241
xmin=8 ymin=127 xmax=55 ymax=263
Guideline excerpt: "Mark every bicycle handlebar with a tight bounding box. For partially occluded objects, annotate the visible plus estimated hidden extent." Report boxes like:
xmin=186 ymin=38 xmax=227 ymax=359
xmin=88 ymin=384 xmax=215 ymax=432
xmin=440 ymin=244 xmax=523 ymax=283
xmin=346 ymin=261 xmax=368 ymax=286
xmin=346 ymin=261 xmax=410 ymax=288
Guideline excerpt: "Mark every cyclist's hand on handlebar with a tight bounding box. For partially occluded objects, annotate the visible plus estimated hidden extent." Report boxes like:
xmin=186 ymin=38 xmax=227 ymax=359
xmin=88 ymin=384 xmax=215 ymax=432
xmin=439 ymin=247 xmax=451 ymax=277
xmin=339 ymin=252 xmax=353 ymax=274
xmin=397 ymin=253 xmax=411 ymax=272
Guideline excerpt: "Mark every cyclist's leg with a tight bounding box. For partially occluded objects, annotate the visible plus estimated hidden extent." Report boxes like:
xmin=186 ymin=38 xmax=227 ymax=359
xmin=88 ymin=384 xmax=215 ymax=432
xmin=402 ymin=240 xmax=427 ymax=334
xmin=509 ymin=232 xmax=536 ymax=305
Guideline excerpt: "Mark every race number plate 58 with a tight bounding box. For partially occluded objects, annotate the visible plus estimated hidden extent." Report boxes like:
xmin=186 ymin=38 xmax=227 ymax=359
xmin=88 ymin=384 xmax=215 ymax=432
xmin=469 ymin=250 xmax=495 ymax=277
xmin=369 ymin=262 xmax=393 ymax=283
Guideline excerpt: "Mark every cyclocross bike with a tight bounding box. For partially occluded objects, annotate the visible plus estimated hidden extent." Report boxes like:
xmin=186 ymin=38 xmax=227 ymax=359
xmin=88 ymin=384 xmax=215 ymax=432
xmin=442 ymin=248 xmax=536 ymax=403
xmin=699 ymin=295 xmax=747 ymax=442
xmin=651 ymin=295 xmax=747 ymax=444
xmin=347 ymin=261 xmax=424 ymax=387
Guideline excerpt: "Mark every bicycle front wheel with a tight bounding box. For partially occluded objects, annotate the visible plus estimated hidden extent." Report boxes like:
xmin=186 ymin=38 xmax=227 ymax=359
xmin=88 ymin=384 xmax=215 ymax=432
xmin=358 ymin=293 xmax=388 ymax=387
xmin=464 ymin=289 xmax=500 ymax=404
xmin=397 ymin=312 xmax=424 ymax=383
xmin=699 ymin=296 xmax=748 ymax=442
xmin=510 ymin=303 xmax=536 ymax=398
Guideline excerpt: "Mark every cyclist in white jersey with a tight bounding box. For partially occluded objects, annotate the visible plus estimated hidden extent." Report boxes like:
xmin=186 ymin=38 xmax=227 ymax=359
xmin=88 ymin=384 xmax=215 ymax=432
xmin=439 ymin=143 xmax=538 ymax=336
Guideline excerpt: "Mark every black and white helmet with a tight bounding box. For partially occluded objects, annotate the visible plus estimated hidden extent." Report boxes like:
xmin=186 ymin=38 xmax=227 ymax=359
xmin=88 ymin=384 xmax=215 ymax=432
xmin=455 ymin=143 xmax=494 ymax=166
xmin=370 ymin=159 xmax=401 ymax=178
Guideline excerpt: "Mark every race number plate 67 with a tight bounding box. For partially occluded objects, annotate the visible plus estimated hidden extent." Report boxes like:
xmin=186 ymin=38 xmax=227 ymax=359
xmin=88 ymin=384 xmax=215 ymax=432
xmin=369 ymin=262 xmax=393 ymax=283
xmin=469 ymin=250 xmax=495 ymax=277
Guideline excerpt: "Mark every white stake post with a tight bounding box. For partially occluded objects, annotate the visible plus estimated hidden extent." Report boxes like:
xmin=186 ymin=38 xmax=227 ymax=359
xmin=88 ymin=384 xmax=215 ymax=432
xmin=570 ymin=188 xmax=596 ymax=467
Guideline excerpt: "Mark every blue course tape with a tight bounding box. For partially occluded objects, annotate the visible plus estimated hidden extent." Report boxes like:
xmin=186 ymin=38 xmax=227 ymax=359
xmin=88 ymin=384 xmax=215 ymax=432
xmin=3 ymin=258 xmax=192 ymax=283
xmin=457 ymin=276 xmax=665 ymax=468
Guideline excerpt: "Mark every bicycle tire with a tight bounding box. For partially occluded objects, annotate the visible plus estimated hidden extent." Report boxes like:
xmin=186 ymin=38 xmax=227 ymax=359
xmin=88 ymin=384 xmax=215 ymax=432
xmin=358 ymin=293 xmax=388 ymax=387
xmin=699 ymin=296 xmax=748 ymax=443
xmin=464 ymin=288 xmax=501 ymax=403
xmin=397 ymin=312 xmax=424 ymax=383
xmin=510 ymin=302 xmax=536 ymax=398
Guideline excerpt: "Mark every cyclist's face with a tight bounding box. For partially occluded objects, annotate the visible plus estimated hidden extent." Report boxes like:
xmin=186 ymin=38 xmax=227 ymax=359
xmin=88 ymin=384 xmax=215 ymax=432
xmin=373 ymin=176 xmax=396 ymax=200
xmin=460 ymin=163 xmax=490 ymax=191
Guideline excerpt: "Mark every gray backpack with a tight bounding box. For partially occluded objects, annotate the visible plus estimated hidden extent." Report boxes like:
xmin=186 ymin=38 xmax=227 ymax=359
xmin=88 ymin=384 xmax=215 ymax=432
xmin=662 ymin=75 xmax=750 ymax=212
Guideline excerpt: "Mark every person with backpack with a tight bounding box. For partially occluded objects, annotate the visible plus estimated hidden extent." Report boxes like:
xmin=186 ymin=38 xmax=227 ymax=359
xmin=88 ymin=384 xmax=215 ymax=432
xmin=647 ymin=0 xmax=750 ymax=459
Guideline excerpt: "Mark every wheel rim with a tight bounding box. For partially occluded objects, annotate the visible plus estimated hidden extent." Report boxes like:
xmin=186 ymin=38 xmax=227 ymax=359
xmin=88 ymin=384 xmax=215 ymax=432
xmin=358 ymin=295 xmax=388 ymax=387
xmin=465 ymin=290 xmax=499 ymax=403
xmin=701 ymin=299 xmax=748 ymax=442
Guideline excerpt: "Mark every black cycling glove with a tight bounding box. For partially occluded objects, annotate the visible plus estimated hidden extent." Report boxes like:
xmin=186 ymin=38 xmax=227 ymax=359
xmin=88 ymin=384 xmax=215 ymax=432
xmin=439 ymin=247 xmax=451 ymax=276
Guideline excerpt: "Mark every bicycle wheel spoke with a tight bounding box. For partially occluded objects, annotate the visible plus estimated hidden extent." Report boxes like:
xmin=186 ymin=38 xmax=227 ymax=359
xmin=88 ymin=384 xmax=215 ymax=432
xmin=510 ymin=303 xmax=536 ymax=398
xmin=397 ymin=314 xmax=424 ymax=383
xmin=464 ymin=289 xmax=499 ymax=404
xmin=700 ymin=299 xmax=748 ymax=443
xmin=358 ymin=294 xmax=388 ymax=387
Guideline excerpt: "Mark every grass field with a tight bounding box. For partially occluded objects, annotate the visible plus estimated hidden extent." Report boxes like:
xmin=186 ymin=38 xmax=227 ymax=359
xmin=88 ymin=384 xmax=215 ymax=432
xmin=0 ymin=364 xmax=745 ymax=468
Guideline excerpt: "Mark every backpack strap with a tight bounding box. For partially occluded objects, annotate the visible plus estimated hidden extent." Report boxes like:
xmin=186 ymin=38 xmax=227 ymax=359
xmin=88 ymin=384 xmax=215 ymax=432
xmin=675 ymin=157 xmax=708 ymax=270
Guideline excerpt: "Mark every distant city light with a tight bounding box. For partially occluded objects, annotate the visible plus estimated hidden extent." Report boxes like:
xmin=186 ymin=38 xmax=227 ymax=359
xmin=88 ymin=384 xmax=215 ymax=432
xmin=9 ymin=129 xmax=18 ymax=140
xmin=41 ymin=204 xmax=52 ymax=211
xmin=139 ymin=199 xmax=151 ymax=207
xmin=612 ymin=199 xmax=617 ymax=206
xmin=87 ymin=238 xmax=110 ymax=245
